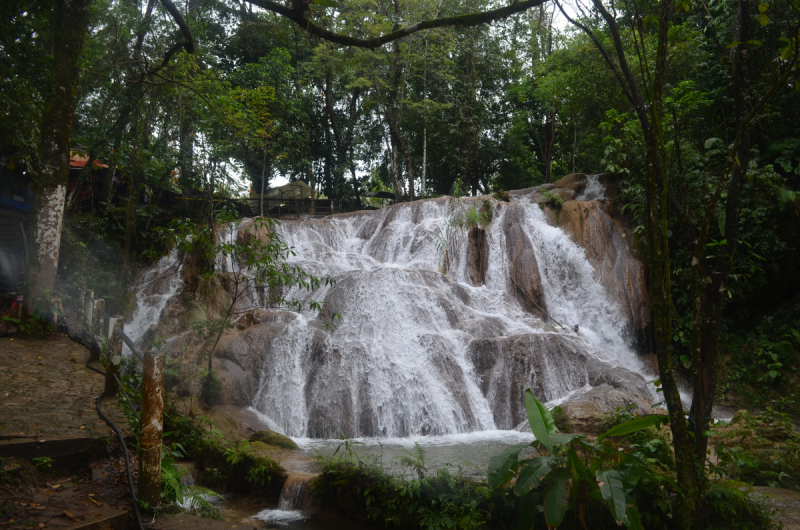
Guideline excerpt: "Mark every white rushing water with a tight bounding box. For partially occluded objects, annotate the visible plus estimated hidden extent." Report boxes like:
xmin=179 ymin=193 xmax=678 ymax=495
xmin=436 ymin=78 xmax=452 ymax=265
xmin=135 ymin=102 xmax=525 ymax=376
xmin=123 ymin=250 xmax=183 ymax=357
xmin=245 ymin=195 xmax=645 ymax=438
xmin=127 ymin=188 xmax=651 ymax=440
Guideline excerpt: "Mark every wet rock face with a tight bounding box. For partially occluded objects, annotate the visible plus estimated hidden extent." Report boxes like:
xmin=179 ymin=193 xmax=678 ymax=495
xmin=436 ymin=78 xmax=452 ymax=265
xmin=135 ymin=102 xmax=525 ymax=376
xmin=133 ymin=183 xmax=657 ymax=439
xmin=503 ymin=202 xmax=548 ymax=319
xmin=556 ymin=200 xmax=651 ymax=352
xmin=469 ymin=333 xmax=596 ymax=429
xmin=467 ymin=227 xmax=488 ymax=286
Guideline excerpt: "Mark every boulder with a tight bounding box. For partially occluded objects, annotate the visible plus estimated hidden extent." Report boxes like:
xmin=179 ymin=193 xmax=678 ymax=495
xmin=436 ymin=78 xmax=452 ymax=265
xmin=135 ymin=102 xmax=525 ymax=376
xmin=249 ymin=430 xmax=299 ymax=450
xmin=552 ymin=173 xmax=588 ymax=193
xmin=237 ymin=218 xmax=271 ymax=246
xmin=207 ymin=405 xmax=272 ymax=441
xmin=503 ymin=202 xmax=548 ymax=318
xmin=469 ymin=332 xmax=656 ymax=430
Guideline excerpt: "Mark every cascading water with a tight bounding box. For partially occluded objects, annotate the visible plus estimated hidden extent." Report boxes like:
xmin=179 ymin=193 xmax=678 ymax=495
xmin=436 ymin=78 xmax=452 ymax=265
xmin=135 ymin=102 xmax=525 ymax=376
xmin=122 ymin=250 xmax=183 ymax=356
xmin=236 ymin=194 xmax=649 ymax=438
xmin=575 ymin=174 xmax=606 ymax=201
xmin=128 ymin=185 xmax=655 ymax=441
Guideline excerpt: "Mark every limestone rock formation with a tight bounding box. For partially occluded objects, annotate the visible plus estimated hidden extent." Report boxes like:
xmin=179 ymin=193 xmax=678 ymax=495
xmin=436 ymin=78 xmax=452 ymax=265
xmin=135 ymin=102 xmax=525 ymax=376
xmin=557 ymin=200 xmax=651 ymax=351
xmin=249 ymin=429 xmax=299 ymax=450
xmin=503 ymin=202 xmax=548 ymax=319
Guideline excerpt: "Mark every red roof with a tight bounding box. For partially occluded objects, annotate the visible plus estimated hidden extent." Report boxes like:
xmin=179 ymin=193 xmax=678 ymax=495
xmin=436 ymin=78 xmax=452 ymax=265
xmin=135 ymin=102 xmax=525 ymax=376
xmin=70 ymin=153 xmax=108 ymax=169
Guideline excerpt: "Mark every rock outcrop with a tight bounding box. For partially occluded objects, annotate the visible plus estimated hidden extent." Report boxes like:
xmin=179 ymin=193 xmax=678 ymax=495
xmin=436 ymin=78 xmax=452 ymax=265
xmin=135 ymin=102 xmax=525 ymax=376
xmin=503 ymin=202 xmax=548 ymax=319
xmin=556 ymin=200 xmax=651 ymax=351
xmin=469 ymin=333 xmax=656 ymax=430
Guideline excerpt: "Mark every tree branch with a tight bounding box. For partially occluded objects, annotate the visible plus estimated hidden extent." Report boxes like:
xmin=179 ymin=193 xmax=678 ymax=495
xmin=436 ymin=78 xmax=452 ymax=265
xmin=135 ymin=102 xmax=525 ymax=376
xmin=245 ymin=0 xmax=546 ymax=48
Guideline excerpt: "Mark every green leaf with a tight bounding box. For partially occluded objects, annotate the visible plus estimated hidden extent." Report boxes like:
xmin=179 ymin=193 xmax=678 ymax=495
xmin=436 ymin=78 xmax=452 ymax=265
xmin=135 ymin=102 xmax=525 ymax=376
xmin=597 ymin=470 xmax=626 ymax=523
xmin=514 ymin=457 xmax=554 ymax=496
xmin=487 ymin=444 xmax=526 ymax=489
xmin=525 ymin=389 xmax=554 ymax=453
xmin=598 ymin=415 xmax=667 ymax=441
xmin=550 ymin=433 xmax=580 ymax=446
xmin=624 ymin=500 xmax=645 ymax=530
xmin=746 ymin=39 xmax=763 ymax=46
xmin=718 ymin=211 xmax=726 ymax=237
xmin=758 ymin=13 xmax=769 ymax=25
xmin=543 ymin=468 xmax=572 ymax=528
xmin=567 ymin=447 xmax=596 ymax=488
xmin=518 ymin=490 xmax=540 ymax=530
xmin=618 ymin=457 xmax=646 ymax=491
xmin=758 ymin=3 xmax=769 ymax=12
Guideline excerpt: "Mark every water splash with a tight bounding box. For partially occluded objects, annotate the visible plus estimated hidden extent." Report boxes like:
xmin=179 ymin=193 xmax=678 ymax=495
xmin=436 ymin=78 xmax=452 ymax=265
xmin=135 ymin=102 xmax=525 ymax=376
xmin=123 ymin=251 xmax=183 ymax=357
xmin=575 ymin=175 xmax=606 ymax=201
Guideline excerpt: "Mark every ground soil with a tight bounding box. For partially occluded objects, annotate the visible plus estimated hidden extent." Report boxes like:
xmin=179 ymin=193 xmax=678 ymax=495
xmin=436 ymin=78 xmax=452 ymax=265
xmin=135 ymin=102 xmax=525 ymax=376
xmin=1 ymin=334 xmax=135 ymax=528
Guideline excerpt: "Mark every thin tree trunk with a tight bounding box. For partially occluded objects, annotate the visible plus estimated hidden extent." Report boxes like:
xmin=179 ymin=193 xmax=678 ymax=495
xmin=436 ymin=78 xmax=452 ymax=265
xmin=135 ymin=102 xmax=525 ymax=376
xmin=25 ymin=0 xmax=92 ymax=314
xmin=260 ymin=148 xmax=267 ymax=217
xmin=421 ymin=39 xmax=428 ymax=199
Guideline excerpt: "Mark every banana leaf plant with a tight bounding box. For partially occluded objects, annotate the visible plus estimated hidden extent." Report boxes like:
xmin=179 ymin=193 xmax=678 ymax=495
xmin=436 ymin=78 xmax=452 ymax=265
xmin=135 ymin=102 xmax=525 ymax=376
xmin=488 ymin=389 xmax=671 ymax=529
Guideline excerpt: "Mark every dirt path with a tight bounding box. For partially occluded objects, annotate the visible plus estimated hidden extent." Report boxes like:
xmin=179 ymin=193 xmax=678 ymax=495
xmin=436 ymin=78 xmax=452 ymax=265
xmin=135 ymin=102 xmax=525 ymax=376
xmin=0 ymin=335 xmax=129 ymax=445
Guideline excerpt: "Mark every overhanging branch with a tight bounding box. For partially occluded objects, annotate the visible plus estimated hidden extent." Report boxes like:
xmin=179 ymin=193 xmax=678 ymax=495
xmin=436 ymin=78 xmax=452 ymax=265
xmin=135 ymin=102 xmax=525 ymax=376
xmin=245 ymin=0 xmax=546 ymax=48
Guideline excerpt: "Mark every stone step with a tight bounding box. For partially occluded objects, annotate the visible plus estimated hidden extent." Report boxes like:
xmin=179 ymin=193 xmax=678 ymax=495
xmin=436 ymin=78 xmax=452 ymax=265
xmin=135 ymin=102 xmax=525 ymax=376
xmin=67 ymin=508 xmax=130 ymax=530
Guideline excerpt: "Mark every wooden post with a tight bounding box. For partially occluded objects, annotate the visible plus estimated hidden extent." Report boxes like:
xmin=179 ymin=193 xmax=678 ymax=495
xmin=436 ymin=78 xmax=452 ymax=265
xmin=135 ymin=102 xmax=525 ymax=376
xmin=104 ymin=317 xmax=123 ymax=397
xmin=138 ymin=354 xmax=165 ymax=508
xmin=90 ymin=299 xmax=104 ymax=361
xmin=83 ymin=290 xmax=94 ymax=333
xmin=92 ymin=299 xmax=104 ymax=339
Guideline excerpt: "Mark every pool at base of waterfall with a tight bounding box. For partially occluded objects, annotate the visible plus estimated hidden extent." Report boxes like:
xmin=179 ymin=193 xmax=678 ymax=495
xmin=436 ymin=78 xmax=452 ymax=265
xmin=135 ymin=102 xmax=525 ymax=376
xmin=213 ymin=430 xmax=536 ymax=528
xmin=297 ymin=429 xmax=536 ymax=479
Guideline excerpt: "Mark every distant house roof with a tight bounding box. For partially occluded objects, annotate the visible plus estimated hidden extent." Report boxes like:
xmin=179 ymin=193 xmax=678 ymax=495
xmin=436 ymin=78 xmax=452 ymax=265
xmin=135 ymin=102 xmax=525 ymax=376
xmin=263 ymin=181 xmax=314 ymax=200
xmin=70 ymin=153 xmax=108 ymax=169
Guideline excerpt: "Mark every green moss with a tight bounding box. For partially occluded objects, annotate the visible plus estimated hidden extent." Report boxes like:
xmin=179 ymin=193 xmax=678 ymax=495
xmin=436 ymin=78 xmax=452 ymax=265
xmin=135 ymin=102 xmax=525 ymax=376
xmin=249 ymin=430 xmax=299 ymax=450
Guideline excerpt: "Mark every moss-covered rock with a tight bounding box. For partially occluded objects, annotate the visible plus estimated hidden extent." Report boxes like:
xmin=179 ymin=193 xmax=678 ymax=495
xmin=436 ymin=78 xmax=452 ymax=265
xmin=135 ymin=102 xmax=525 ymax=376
xmin=249 ymin=430 xmax=299 ymax=450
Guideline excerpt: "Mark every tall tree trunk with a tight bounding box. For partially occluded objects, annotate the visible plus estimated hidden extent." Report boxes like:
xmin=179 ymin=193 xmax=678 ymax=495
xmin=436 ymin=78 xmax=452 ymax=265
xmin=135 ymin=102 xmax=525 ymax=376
xmin=391 ymin=140 xmax=403 ymax=202
xmin=25 ymin=0 xmax=91 ymax=314
xmin=421 ymin=39 xmax=428 ymax=199
xmin=405 ymin=147 xmax=415 ymax=201
xmin=179 ymin=112 xmax=194 ymax=185
xmin=689 ymin=0 xmax=752 ymax=467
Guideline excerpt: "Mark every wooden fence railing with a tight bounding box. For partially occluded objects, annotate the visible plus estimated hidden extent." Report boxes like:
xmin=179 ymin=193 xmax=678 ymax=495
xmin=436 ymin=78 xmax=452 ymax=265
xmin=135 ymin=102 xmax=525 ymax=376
xmin=80 ymin=289 xmax=163 ymax=508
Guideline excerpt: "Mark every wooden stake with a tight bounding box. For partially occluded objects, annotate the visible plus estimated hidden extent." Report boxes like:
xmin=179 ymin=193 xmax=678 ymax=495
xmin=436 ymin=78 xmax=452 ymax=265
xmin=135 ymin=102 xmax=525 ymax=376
xmin=89 ymin=298 xmax=106 ymax=361
xmin=138 ymin=354 xmax=165 ymax=508
xmin=104 ymin=317 xmax=123 ymax=397
xmin=83 ymin=290 xmax=94 ymax=333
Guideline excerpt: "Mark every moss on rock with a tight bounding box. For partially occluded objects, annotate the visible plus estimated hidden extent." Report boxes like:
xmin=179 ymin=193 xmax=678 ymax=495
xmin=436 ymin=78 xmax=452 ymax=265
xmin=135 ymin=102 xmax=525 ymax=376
xmin=249 ymin=430 xmax=299 ymax=450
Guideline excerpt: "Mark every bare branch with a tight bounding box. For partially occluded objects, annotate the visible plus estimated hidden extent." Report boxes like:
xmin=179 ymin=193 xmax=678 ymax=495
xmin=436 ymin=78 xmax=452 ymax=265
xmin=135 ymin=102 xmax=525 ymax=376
xmin=245 ymin=0 xmax=546 ymax=48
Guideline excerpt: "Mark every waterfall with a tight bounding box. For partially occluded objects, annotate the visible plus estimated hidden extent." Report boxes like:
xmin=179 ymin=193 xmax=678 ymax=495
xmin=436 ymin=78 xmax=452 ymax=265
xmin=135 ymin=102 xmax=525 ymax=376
xmin=278 ymin=473 xmax=314 ymax=510
xmin=123 ymin=250 xmax=183 ymax=357
xmin=128 ymin=187 xmax=654 ymax=439
xmin=253 ymin=473 xmax=314 ymax=525
xmin=575 ymin=175 xmax=606 ymax=201
xmin=241 ymin=195 xmax=648 ymax=438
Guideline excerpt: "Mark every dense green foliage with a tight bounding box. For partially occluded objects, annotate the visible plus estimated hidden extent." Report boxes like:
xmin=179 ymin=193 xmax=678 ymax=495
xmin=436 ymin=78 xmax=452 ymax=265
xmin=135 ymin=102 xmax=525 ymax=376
xmin=312 ymin=392 xmax=778 ymax=530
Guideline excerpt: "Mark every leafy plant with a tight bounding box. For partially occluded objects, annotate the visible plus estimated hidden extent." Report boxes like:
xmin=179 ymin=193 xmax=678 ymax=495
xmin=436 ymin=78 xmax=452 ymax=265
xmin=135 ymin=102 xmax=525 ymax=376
xmin=487 ymin=389 xmax=670 ymax=529
xmin=540 ymin=189 xmax=564 ymax=210
xmin=31 ymin=456 xmax=54 ymax=471
xmin=397 ymin=443 xmax=427 ymax=480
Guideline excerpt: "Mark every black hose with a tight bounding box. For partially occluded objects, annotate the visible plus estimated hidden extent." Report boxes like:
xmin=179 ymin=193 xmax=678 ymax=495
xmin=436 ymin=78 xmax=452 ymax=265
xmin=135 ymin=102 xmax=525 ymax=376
xmin=96 ymin=392 xmax=145 ymax=530
xmin=62 ymin=323 xmax=145 ymax=530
